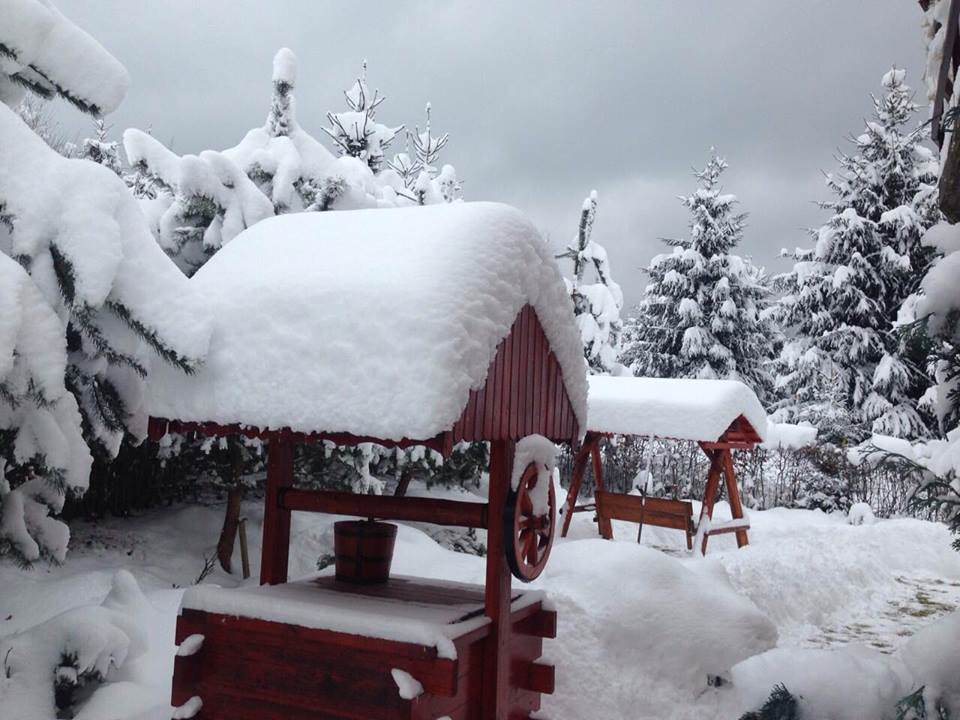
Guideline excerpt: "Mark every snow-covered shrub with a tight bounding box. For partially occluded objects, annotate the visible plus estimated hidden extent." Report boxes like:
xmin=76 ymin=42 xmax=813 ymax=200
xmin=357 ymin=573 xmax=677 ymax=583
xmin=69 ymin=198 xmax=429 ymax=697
xmin=557 ymin=190 xmax=628 ymax=376
xmin=0 ymin=570 xmax=155 ymax=720
xmin=772 ymin=69 xmax=941 ymax=443
xmin=622 ymin=150 xmax=777 ymax=403
xmin=734 ymin=606 xmax=960 ymax=720
xmin=848 ymin=501 xmax=877 ymax=525
xmin=0 ymin=0 xmax=209 ymax=564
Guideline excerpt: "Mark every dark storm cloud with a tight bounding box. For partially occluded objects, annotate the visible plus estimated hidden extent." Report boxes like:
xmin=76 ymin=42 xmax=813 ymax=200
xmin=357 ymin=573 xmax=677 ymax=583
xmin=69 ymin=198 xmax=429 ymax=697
xmin=52 ymin=1 xmax=925 ymax=308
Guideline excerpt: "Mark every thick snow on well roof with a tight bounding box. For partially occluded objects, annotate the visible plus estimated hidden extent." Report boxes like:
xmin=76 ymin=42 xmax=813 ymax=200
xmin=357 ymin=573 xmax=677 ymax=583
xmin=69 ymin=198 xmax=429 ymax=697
xmin=586 ymin=375 xmax=767 ymax=442
xmin=147 ymin=202 xmax=587 ymax=440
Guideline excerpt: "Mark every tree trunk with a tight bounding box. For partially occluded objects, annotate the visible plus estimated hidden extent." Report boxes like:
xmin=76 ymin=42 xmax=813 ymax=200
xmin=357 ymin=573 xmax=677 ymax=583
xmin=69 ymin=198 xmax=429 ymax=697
xmin=216 ymin=439 xmax=245 ymax=573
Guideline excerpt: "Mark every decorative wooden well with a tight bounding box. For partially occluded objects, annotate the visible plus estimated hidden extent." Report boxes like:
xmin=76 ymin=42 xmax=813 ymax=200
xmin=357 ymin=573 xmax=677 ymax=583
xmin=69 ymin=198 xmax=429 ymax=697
xmin=146 ymin=203 xmax=587 ymax=720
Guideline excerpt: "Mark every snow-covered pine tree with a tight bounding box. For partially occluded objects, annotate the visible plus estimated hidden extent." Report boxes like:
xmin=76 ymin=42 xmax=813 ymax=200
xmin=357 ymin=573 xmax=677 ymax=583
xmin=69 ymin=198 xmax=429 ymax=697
xmin=0 ymin=0 xmax=208 ymax=564
xmin=556 ymin=191 xmax=628 ymax=376
xmin=323 ymin=61 xmax=403 ymax=174
xmin=123 ymin=129 xmax=275 ymax=276
xmin=404 ymin=103 xmax=460 ymax=205
xmin=80 ymin=119 xmax=122 ymax=176
xmin=622 ymin=151 xmax=776 ymax=401
xmin=772 ymin=69 xmax=941 ymax=442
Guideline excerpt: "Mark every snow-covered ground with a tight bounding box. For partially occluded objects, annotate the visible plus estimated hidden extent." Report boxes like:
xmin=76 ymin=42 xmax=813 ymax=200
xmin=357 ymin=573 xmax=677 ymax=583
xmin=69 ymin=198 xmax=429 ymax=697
xmin=2 ymin=490 xmax=960 ymax=719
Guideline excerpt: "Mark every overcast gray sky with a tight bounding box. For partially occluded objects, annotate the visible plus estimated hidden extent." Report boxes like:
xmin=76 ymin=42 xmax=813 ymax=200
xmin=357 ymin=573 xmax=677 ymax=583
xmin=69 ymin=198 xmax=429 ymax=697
xmin=52 ymin=1 xmax=925 ymax=309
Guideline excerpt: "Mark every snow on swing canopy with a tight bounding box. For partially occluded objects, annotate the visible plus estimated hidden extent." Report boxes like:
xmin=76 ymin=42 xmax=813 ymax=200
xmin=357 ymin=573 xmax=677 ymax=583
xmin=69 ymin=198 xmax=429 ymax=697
xmin=585 ymin=375 xmax=768 ymax=444
xmin=146 ymin=202 xmax=588 ymax=442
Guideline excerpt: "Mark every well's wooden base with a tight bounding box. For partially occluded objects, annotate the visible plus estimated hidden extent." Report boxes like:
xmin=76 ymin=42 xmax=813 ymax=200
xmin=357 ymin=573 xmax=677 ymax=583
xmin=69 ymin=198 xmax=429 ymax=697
xmin=171 ymin=576 xmax=556 ymax=720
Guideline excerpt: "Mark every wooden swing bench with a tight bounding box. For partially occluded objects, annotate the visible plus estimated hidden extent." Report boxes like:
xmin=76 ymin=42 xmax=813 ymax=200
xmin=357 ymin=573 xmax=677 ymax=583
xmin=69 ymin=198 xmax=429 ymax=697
xmin=594 ymin=492 xmax=695 ymax=550
xmin=560 ymin=376 xmax=768 ymax=554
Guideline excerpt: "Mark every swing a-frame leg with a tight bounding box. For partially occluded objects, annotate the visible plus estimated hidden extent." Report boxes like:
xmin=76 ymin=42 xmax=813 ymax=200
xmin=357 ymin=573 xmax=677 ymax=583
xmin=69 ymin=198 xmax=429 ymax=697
xmin=696 ymin=443 xmax=750 ymax=554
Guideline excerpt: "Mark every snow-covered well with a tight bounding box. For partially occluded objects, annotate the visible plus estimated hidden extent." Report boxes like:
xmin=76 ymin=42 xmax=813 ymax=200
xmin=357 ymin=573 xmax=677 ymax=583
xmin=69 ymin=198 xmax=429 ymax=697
xmin=147 ymin=202 xmax=587 ymax=440
xmin=585 ymin=375 xmax=767 ymax=442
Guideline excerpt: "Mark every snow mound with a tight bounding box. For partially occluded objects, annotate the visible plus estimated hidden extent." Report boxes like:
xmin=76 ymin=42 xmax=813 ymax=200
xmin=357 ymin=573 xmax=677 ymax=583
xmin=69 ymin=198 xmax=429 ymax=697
xmin=586 ymin=375 xmax=767 ymax=442
xmin=146 ymin=202 xmax=587 ymax=440
xmin=541 ymin=540 xmax=777 ymax=691
xmin=0 ymin=0 xmax=129 ymax=114
xmin=847 ymin=502 xmax=876 ymax=526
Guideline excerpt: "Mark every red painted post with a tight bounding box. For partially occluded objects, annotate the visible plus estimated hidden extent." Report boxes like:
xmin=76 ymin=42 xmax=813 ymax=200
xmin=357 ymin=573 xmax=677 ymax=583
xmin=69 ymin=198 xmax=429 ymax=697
xmin=698 ymin=448 xmax=723 ymax=555
xmin=483 ymin=439 xmax=514 ymax=719
xmin=721 ymin=449 xmax=750 ymax=548
xmin=260 ymin=432 xmax=294 ymax=585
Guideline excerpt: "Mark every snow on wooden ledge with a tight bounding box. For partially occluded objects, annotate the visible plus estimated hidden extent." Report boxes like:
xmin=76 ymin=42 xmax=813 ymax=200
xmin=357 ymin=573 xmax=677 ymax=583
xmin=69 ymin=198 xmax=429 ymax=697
xmin=146 ymin=202 xmax=587 ymax=441
xmin=585 ymin=375 xmax=768 ymax=443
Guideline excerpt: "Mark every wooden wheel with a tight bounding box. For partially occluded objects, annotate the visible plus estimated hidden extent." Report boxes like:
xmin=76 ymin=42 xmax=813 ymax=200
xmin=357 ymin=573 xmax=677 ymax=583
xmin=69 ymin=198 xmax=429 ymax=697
xmin=504 ymin=462 xmax=556 ymax=582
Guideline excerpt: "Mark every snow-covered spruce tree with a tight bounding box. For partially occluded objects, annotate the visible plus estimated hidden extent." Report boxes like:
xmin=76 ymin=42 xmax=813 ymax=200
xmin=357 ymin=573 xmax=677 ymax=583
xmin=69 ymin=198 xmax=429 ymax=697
xmin=772 ymin=69 xmax=941 ymax=442
xmin=323 ymin=60 xmax=403 ymax=174
xmin=122 ymin=130 xmax=275 ymax=277
xmin=557 ymin=191 xmax=629 ymax=376
xmin=0 ymin=0 xmax=208 ymax=564
xmin=399 ymin=103 xmax=461 ymax=205
xmin=622 ymin=152 xmax=776 ymax=402
xmin=80 ymin=119 xmax=122 ymax=176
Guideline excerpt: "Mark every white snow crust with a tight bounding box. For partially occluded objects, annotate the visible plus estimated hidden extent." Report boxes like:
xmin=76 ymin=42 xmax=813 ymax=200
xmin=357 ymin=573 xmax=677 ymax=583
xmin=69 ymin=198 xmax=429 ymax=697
xmin=146 ymin=202 xmax=587 ymax=440
xmin=585 ymin=375 xmax=767 ymax=442
xmin=180 ymin=574 xmax=544 ymax=660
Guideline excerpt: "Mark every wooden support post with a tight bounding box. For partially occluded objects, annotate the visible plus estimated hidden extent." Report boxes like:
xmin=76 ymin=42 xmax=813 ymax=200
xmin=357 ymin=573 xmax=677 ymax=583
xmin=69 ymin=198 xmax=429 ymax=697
xmin=259 ymin=432 xmax=294 ymax=585
xmin=720 ymin=449 xmax=749 ymax=548
xmin=591 ymin=438 xmax=613 ymax=539
xmin=483 ymin=439 xmax=514 ymax=720
xmin=698 ymin=447 xmax=723 ymax=555
xmin=560 ymin=432 xmax=596 ymax=537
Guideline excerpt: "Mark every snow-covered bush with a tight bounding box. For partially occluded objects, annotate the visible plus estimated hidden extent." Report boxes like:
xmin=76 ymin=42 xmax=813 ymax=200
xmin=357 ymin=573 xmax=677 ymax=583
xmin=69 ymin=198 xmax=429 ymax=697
xmin=557 ymin=190 xmax=628 ymax=376
xmin=0 ymin=570 xmax=158 ymax=720
xmin=772 ymin=69 xmax=941 ymax=443
xmin=0 ymin=0 xmax=209 ymax=564
xmin=848 ymin=501 xmax=877 ymax=525
xmin=622 ymin=150 xmax=777 ymax=403
xmin=734 ymin=605 xmax=960 ymax=720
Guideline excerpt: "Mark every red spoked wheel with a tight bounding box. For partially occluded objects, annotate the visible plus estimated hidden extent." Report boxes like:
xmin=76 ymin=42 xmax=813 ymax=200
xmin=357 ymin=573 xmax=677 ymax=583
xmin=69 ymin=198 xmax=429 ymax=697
xmin=504 ymin=463 xmax=556 ymax=582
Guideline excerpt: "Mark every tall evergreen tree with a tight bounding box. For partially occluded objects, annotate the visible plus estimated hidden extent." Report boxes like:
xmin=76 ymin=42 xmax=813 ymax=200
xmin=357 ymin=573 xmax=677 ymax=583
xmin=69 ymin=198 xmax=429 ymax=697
xmin=622 ymin=151 xmax=776 ymax=401
xmin=0 ymin=2 xmax=206 ymax=563
xmin=772 ymin=69 xmax=941 ymax=441
xmin=557 ymin=190 xmax=628 ymax=375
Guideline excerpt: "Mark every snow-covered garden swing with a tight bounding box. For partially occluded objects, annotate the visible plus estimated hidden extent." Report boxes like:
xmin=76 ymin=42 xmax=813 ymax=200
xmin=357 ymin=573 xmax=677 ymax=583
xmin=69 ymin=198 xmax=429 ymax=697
xmin=560 ymin=375 xmax=767 ymax=554
xmin=146 ymin=202 xmax=588 ymax=720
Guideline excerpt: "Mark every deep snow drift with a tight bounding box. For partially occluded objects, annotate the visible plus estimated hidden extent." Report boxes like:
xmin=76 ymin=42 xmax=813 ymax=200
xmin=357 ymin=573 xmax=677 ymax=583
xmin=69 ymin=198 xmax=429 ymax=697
xmin=2 ymin=495 xmax=960 ymax=719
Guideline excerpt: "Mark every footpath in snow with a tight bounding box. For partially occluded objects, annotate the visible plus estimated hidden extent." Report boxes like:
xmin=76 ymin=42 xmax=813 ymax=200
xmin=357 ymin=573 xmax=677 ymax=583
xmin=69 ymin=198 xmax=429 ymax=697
xmin=2 ymin=494 xmax=960 ymax=720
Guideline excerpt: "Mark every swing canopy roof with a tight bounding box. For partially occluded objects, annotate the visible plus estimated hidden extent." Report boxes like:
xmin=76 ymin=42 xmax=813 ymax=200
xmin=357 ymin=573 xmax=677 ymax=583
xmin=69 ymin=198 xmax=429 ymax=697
xmin=585 ymin=375 xmax=768 ymax=445
xmin=146 ymin=202 xmax=587 ymax=448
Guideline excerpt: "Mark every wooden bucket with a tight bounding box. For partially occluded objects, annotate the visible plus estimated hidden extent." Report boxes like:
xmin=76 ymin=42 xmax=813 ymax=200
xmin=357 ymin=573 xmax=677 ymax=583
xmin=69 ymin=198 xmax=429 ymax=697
xmin=334 ymin=520 xmax=398 ymax=584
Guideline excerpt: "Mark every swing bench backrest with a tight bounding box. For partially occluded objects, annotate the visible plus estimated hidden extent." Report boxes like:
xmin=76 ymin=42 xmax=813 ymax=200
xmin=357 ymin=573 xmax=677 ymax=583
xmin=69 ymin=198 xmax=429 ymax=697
xmin=595 ymin=491 xmax=695 ymax=538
